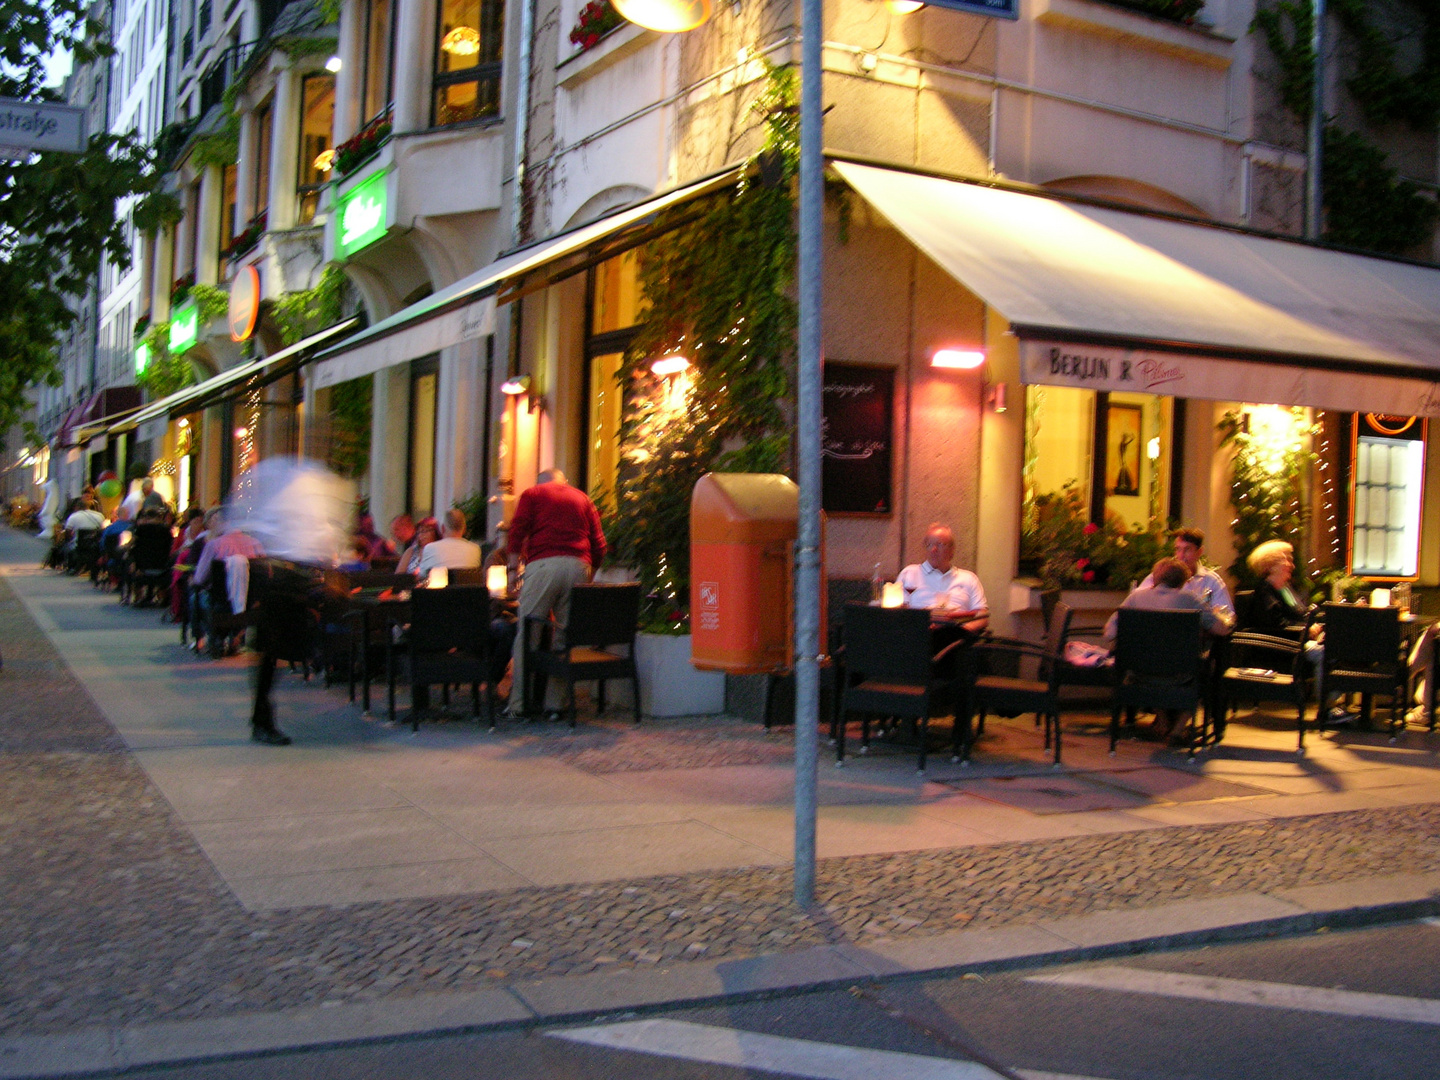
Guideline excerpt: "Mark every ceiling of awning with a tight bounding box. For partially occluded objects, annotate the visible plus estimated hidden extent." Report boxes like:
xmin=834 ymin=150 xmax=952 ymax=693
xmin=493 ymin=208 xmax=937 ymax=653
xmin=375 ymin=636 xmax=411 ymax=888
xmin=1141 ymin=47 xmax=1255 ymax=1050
xmin=832 ymin=161 xmax=1440 ymax=384
xmin=309 ymin=167 xmax=742 ymax=389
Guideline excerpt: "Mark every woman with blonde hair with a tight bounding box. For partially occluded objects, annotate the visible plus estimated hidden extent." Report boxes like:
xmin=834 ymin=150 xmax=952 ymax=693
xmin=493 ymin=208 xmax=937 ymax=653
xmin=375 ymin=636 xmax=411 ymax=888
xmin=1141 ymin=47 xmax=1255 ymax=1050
xmin=1245 ymin=540 xmax=1311 ymax=636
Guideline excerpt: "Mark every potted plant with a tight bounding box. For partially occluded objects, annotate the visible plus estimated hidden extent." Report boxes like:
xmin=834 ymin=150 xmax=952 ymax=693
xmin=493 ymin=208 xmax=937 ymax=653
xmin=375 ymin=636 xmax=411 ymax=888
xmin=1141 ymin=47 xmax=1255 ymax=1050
xmin=569 ymin=0 xmax=624 ymax=52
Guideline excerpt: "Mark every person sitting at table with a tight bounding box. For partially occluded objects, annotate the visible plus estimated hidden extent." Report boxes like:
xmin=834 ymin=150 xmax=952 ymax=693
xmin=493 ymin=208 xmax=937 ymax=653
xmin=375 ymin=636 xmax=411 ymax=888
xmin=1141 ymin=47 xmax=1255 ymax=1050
xmin=396 ymin=517 xmax=438 ymax=576
xmin=1104 ymin=557 xmax=1235 ymax=642
xmin=897 ymin=523 xmax=988 ymax=633
xmin=417 ymin=508 xmax=482 ymax=575
xmin=338 ymin=538 xmax=371 ymax=573
xmin=1138 ymin=527 xmax=1234 ymax=633
xmin=1243 ymin=540 xmax=1315 ymax=637
xmin=356 ymin=513 xmax=395 ymax=560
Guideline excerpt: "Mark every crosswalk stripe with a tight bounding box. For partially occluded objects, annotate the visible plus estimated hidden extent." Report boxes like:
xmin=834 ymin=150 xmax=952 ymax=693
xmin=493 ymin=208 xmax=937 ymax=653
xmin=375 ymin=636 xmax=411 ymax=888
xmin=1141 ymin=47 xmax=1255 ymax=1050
xmin=1028 ymin=966 xmax=1440 ymax=1026
xmin=548 ymin=1018 xmax=1011 ymax=1080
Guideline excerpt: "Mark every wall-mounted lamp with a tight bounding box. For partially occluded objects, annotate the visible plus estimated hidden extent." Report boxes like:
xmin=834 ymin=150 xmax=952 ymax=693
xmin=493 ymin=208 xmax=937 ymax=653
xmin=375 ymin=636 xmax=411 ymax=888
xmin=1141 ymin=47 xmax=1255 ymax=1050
xmin=885 ymin=0 xmax=925 ymax=12
xmin=324 ymin=55 xmax=342 ymax=72
xmin=613 ymin=0 xmax=713 ymax=32
xmin=931 ymin=348 xmax=985 ymax=370
xmin=233 ymin=426 xmax=248 ymax=439
xmin=650 ymin=354 xmax=690 ymax=376
xmin=500 ymin=375 xmax=531 ymax=396
xmin=177 ymin=418 xmax=190 ymax=429
xmin=984 ymin=382 xmax=1007 ymax=413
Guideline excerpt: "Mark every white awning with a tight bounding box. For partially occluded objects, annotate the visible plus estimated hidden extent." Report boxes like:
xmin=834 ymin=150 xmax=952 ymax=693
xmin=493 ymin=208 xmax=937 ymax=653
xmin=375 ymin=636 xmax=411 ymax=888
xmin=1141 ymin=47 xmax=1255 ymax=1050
xmin=832 ymin=161 xmax=1440 ymax=415
xmin=309 ymin=169 xmax=741 ymax=389
xmin=117 ymin=318 xmax=360 ymax=441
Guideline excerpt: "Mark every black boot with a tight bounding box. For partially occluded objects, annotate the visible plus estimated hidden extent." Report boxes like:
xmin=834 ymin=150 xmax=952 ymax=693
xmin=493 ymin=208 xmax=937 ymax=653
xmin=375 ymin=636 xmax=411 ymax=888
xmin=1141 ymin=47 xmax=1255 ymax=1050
xmin=251 ymin=725 xmax=292 ymax=745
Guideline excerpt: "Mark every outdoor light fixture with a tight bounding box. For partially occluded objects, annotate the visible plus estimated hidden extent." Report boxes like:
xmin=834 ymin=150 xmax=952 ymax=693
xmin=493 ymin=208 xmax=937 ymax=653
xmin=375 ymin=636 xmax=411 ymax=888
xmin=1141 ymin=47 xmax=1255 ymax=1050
xmin=931 ymin=348 xmax=985 ymax=369
xmin=233 ymin=426 xmax=248 ymax=439
xmin=885 ymin=0 xmax=925 ymax=12
xmin=325 ymin=55 xmax=342 ymax=72
xmin=612 ymin=0 xmax=712 ymax=33
xmin=650 ymin=354 xmax=690 ymax=376
xmin=500 ymin=375 xmax=531 ymax=395
xmin=313 ymin=149 xmax=335 ymax=172
xmin=441 ymin=26 xmax=481 ymax=55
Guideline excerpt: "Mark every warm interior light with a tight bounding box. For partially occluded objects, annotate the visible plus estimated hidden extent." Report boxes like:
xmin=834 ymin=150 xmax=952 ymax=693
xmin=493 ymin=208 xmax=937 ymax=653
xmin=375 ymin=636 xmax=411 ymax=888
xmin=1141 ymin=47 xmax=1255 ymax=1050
xmin=931 ymin=348 xmax=985 ymax=369
xmin=612 ymin=0 xmax=713 ymax=33
xmin=324 ymin=55 xmax=342 ymax=72
xmin=313 ymin=149 xmax=335 ymax=172
xmin=233 ymin=426 xmax=248 ymax=439
xmin=177 ymin=418 xmax=190 ymax=429
xmin=441 ymin=26 xmax=481 ymax=55
xmin=486 ymin=564 xmax=508 ymax=597
xmin=500 ymin=375 xmax=531 ymax=395
xmin=650 ymin=354 xmax=690 ymax=377
xmin=885 ymin=0 xmax=925 ymax=12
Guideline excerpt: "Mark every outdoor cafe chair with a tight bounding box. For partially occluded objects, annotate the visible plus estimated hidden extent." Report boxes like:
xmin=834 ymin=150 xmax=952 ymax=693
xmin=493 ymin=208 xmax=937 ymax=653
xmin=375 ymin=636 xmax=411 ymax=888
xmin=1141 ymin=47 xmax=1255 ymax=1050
xmin=835 ymin=604 xmax=965 ymax=771
xmin=128 ymin=522 xmax=174 ymax=608
xmin=1045 ymin=600 xmax=1113 ymax=708
xmin=959 ymin=636 xmax=1065 ymax=765
xmin=523 ymin=582 xmax=641 ymax=726
xmin=1214 ymin=618 xmax=1313 ymax=753
xmin=389 ymin=585 xmax=493 ymax=730
xmin=1111 ymin=608 xmax=1208 ymax=757
xmin=448 ymin=567 xmax=487 ymax=588
xmin=324 ymin=570 xmax=416 ymax=692
xmin=1319 ymin=602 xmax=1407 ymax=739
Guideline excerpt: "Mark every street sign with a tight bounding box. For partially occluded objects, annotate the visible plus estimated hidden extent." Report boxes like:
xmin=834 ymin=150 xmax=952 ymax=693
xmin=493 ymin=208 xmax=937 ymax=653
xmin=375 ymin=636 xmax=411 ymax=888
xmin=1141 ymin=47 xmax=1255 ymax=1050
xmin=0 ymin=99 xmax=87 ymax=159
xmin=926 ymin=0 xmax=1018 ymax=18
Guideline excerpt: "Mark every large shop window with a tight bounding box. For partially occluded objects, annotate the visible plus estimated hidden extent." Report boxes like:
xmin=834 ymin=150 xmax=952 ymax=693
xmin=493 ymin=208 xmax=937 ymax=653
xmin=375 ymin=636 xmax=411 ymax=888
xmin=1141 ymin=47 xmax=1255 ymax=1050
xmin=253 ymin=102 xmax=273 ymax=218
xmin=408 ymin=357 xmax=439 ymax=519
xmin=1349 ymin=413 xmax=1427 ymax=579
xmin=297 ymin=74 xmax=335 ymax=225
xmin=362 ymin=0 xmax=396 ymax=124
xmin=433 ymin=0 xmax=504 ymax=127
xmin=1024 ymin=386 xmax=1176 ymax=529
xmin=219 ymin=162 xmax=237 ymax=261
xmin=583 ymin=250 xmax=641 ymax=505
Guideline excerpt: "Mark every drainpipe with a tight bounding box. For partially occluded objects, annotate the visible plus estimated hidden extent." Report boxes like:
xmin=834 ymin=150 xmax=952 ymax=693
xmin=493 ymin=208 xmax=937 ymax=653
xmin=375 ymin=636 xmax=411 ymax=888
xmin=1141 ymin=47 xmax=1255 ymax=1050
xmin=511 ymin=0 xmax=535 ymax=242
xmin=1305 ymin=0 xmax=1325 ymax=240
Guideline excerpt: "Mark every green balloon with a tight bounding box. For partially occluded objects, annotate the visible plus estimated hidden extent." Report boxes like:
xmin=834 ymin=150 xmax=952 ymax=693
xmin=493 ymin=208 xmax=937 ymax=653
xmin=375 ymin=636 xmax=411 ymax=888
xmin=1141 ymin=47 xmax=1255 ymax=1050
xmin=97 ymin=479 xmax=121 ymax=499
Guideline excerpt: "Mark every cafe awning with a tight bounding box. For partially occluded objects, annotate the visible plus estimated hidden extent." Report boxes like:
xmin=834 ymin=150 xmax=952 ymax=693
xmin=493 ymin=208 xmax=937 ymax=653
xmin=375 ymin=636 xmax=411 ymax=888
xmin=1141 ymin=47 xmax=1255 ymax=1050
xmin=115 ymin=319 xmax=360 ymax=442
xmin=309 ymin=168 xmax=742 ymax=389
xmin=832 ymin=161 xmax=1440 ymax=416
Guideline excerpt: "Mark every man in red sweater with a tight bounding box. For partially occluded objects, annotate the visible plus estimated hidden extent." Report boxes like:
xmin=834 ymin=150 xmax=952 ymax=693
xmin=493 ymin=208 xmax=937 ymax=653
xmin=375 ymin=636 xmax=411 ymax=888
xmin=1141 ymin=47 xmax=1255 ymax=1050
xmin=505 ymin=468 xmax=607 ymax=717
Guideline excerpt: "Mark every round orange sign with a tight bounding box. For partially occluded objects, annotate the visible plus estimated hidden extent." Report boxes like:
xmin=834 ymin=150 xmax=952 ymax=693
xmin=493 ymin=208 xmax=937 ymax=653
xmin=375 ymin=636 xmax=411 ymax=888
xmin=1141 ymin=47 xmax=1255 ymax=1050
xmin=229 ymin=265 xmax=260 ymax=342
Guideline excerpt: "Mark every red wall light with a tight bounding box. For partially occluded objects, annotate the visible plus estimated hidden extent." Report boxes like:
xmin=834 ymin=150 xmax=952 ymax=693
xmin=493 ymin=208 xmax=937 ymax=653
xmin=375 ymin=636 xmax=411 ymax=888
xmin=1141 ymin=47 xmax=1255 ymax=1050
xmin=931 ymin=349 xmax=985 ymax=370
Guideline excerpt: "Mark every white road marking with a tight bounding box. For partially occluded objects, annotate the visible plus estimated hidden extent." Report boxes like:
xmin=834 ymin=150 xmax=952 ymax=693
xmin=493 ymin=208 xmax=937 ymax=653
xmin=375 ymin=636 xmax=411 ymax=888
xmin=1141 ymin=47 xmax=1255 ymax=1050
xmin=1028 ymin=965 xmax=1440 ymax=1026
xmin=548 ymin=1018 xmax=1011 ymax=1080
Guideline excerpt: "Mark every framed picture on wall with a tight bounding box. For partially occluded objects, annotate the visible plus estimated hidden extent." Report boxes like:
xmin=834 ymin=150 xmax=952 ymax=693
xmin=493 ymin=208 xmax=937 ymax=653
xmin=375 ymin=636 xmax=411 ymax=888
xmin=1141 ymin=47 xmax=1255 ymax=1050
xmin=1107 ymin=403 xmax=1142 ymax=497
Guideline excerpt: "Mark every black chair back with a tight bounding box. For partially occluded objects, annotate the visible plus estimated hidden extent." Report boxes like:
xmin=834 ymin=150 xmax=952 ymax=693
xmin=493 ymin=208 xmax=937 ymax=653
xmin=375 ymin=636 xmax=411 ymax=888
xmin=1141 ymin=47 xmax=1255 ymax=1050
xmin=1322 ymin=603 xmax=1400 ymax=667
xmin=332 ymin=570 xmax=417 ymax=592
xmin=1233 ymin=590 xmax=1256 ymax=630
xmin=131 ymin=522 xmax=173 ymax=572
xmin=842 ymin=604 xmax=933 ymax=685
xmin=410 ymin=586 xmax=490 ymax=653
xmin=565 ymin=583 xmax=641 ymax=649
xmin=1043 ymin=601 xmax=1074 ymax=655
xmin=1114 ymin=608 xmax=1204 ymax=680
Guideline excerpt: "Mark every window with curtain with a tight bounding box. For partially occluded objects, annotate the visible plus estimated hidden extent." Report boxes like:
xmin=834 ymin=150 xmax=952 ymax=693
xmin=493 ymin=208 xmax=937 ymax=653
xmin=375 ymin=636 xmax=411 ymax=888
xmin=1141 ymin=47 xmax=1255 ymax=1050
xmin=362 ymin=0 xmax=396 ymax=123
xmin=296 ymin=74 xmax=335 ymax=224
xmin=253 ymin=102 xmax=273 ymax=220
xmin=432 ymin=0 xmax=503 ymax=127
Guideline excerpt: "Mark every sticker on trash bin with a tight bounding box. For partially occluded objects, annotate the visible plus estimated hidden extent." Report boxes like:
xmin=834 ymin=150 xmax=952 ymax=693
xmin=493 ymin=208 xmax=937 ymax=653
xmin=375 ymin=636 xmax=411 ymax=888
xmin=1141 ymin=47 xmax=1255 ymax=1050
xmin=698 ymin=581 xmax=720 ymax=630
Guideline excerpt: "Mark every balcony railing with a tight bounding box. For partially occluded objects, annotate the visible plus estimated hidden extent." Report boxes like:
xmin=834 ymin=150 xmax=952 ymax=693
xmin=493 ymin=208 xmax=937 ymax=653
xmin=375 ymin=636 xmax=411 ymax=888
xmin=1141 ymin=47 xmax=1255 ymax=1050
xmin=197 ymin=41 xmax=257 ymax=115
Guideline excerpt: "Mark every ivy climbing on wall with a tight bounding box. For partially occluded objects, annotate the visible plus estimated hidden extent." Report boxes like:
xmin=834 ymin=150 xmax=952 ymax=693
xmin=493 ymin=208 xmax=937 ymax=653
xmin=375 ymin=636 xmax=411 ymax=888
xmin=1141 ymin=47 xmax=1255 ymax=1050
xmin=1251 ymin=0 xmax=1440 ymax=254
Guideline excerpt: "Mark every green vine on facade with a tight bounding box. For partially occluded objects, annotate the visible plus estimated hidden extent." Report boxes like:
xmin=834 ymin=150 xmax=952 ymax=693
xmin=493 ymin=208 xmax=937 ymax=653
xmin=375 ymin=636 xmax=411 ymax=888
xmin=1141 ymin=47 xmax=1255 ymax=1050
xmin=1251 ymin=0 xmax=1440 ymax=254
xmin=607 ymin=61 xmax=799 ymax=628
xmin=1217 ymin=408 xmax=1319 ymax=588
xmin=189 ymin=283 xmax=231 ymax=326
xmin=271 ymin=264 xmax=348 ymax=345
xmin=135 ymin=323 xmax=198 ymax=398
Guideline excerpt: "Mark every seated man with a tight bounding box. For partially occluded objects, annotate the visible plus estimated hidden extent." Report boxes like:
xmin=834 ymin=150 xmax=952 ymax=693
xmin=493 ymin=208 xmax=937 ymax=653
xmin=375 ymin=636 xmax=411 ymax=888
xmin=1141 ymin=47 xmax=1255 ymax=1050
xmin=1104 ymin=557 xmax=1235 ymax=642
xmin=1138 ymin=527 xmax=1234 ymax=632
xmin=100 ymin=505 xmax=135 ymax=592
xmin=897 ymin=523 xmax=988 ymax=634
xmin=417 ymin=508 xmax=482 ymax=575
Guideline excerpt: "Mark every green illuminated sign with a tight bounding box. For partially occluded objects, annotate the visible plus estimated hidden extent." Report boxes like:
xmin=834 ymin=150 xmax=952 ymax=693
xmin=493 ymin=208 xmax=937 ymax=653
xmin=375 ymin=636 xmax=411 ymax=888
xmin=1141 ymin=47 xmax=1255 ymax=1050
xmin=169 ymin=302 xmax=199 ymax=353
xmin=134 ymin=341 xmax=150 ymax=375
xmin=337 ymin=170 xmax=388 ymax=258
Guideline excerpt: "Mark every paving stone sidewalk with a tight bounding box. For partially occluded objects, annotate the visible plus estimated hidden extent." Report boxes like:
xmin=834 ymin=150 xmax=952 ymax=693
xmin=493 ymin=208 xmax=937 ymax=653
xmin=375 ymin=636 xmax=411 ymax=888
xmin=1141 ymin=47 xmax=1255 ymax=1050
xmin=6 ymin=570 xmax=1440 ymax=1040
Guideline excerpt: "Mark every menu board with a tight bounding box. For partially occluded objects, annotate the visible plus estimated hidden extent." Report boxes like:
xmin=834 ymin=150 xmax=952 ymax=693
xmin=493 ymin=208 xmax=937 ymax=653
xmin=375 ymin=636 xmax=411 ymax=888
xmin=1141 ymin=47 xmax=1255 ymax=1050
xmin=823 ymin=362 xmax=894 ymax=515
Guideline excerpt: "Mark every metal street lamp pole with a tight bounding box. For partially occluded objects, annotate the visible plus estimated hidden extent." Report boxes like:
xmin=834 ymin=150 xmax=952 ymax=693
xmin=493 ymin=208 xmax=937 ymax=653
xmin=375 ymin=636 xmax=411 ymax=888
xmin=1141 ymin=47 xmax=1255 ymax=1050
xmin=792 ymin=0 xmax=824 ymax=907
xmin=1305 ymin=0 xmax=1325 ymax=240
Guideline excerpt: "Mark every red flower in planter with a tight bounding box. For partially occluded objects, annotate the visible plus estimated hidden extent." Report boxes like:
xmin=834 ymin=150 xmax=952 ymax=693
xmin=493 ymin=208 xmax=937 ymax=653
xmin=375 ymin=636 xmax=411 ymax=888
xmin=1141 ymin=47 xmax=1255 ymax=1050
xmin=1083 ymin=522 xmax=1100 ymax=535
xmin=1082 ymin=569 xmax=1096 ymax=583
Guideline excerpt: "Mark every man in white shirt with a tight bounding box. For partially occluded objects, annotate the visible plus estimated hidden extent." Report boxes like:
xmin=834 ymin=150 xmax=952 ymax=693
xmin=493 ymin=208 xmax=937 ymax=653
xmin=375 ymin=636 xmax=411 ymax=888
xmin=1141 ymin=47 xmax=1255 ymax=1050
xmin=64 ymin=499 xmax=105 ymax=534
xmin=1138 ymin=526 xmax=1234 ymax=630
xmin=417 ymin=508 xmax=482 ymax=575
xmin=897 ymin=523 xmax=989 ymax=633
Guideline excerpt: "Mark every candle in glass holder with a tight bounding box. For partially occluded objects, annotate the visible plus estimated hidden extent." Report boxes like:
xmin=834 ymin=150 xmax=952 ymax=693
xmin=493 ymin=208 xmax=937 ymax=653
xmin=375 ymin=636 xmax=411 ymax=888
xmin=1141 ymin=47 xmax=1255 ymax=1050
xmin=1370 ymin=587 xmax=1391 ymax=608
xmin=486 ymin=563 xmax=508 ymax=597
xmin=428 ymin=566 xmax=448 ymax=589
xmin=881 ymin=581 xmax=904 ymax=608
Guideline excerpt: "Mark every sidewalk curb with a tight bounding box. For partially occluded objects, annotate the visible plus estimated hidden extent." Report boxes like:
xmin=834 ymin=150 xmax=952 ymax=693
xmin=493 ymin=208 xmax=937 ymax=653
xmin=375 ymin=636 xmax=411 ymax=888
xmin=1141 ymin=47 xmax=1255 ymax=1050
xmin=4 ymin=872 xmax=1438 ymax=1078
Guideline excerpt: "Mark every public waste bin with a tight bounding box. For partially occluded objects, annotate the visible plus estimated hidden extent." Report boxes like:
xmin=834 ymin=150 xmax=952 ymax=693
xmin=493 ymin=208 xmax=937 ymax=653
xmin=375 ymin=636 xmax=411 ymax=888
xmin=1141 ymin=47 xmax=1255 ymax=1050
xmin=690 ymin=473 xmax=798 ymax=674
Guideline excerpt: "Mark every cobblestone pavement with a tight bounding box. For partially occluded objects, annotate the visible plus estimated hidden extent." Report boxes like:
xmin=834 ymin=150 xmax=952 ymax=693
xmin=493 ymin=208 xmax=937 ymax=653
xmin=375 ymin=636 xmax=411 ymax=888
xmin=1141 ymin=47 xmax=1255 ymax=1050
xmin=5 ymin=571 xmax=1440 ymax=1039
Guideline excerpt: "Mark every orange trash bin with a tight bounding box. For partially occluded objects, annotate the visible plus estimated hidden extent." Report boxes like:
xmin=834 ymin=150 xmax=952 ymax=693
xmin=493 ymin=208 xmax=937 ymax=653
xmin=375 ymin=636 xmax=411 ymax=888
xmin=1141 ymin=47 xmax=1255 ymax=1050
xmin=690 ymin=473 xmax=799 ymax=675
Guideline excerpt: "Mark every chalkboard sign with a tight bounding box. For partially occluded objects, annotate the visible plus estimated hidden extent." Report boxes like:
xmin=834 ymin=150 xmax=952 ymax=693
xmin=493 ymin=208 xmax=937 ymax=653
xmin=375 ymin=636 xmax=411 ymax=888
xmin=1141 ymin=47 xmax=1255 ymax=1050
xmin=823 ymin=362 xmax=894 ymax=515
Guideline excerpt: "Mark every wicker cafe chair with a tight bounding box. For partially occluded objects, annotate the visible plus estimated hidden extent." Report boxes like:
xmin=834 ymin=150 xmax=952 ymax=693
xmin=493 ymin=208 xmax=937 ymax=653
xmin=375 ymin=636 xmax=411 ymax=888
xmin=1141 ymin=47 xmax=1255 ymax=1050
xmin=960 ymin=636 xmax=1066 ymax=765
xmin=330 ymin=570 xmax=416 ymax=694
xmin=1319 ymin=602 xmax=1407 ymax=739
xmin=1046 ymin=600 xmax=1114 ymax=705
xmin=128 ymin=522 xmax=174 ymax=608
xmin=835 ymin=604 xmax=963 ymax=772
xmin=523 ymin=582 xmax=641 ymax=726
xmin=390 ymin=585 xmax=493 ymax=730
xmin=1214 ymin=622 xmax=1312 ymax=754
xmin=1111 ymin=608 xmax=1208 ymax=756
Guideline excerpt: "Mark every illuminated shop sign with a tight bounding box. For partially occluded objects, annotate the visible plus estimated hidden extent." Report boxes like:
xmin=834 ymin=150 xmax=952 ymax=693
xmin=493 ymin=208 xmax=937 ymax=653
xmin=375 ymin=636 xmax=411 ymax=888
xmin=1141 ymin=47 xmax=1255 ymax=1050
xmin=134 ymin=341 xmax=151 ymax=375
xmin=169 ymin=302 xmax=199 ymax=353
xmin=337 ymin=170 xmax=388 ymax=258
